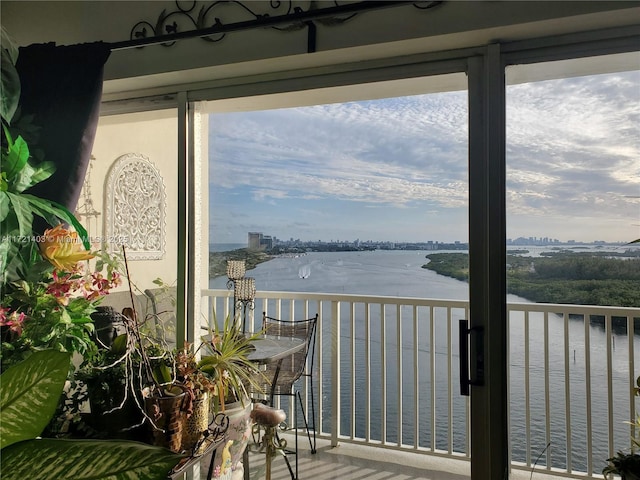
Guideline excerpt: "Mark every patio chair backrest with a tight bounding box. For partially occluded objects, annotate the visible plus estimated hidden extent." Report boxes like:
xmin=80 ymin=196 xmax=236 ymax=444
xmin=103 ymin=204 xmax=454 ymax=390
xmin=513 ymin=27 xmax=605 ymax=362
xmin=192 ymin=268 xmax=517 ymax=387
xmin=262 ymin=312 xmax=318 ymax=393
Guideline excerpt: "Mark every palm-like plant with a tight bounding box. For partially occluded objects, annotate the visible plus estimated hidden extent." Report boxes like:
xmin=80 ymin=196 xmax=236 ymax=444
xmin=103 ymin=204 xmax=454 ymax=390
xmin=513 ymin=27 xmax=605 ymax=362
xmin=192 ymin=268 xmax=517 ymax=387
xmin=198 ymin=313 xmax=264 ymax=412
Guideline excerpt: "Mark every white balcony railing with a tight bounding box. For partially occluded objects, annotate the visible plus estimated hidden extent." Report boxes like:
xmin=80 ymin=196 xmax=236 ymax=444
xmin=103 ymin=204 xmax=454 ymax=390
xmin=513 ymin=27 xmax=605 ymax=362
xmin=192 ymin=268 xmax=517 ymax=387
xmin=201 ymin=289 xmax=639 ymax=478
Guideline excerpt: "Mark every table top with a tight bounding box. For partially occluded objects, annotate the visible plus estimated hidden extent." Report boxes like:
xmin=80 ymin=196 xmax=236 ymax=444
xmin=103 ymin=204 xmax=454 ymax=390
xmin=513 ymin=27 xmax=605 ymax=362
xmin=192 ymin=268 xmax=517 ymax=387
xmin=246 ymin=336 xmax=305 ymax=364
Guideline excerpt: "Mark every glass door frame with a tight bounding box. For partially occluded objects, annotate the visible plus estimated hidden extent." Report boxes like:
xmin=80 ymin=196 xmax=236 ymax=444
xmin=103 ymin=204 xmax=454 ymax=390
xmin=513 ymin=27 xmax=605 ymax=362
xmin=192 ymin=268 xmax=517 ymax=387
xmin=465 ymin=27 xmax=639 ymax=479
xmin=97 ymin=24 xmax=638 ymax=480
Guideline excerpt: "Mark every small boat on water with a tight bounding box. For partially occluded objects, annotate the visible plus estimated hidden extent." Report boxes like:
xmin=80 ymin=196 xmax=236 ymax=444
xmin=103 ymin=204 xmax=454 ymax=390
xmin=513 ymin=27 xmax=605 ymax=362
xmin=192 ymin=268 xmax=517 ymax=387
xmin=298 ymin=264 xmax=311 ymax=279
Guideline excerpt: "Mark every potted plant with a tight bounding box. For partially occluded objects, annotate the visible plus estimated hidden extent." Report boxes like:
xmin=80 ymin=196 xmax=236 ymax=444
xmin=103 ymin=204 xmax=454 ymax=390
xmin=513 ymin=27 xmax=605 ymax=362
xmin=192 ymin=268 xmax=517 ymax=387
xmin=197 ymin=313 xmax=264 ymax=479
xmin=604 ymin=449 xmax=640 ymax=480
xmin=0 ymin=28 xmax=184 ymax=479
xmin=100 ymin=288 xmax=190 ymax=455
xmin=173 ymin=343 xmax=217 ymax=453
xmin=603 ymin=375 xmax=640 ymax=480
xmin=0 ymin=349 xmax=183 ymax=479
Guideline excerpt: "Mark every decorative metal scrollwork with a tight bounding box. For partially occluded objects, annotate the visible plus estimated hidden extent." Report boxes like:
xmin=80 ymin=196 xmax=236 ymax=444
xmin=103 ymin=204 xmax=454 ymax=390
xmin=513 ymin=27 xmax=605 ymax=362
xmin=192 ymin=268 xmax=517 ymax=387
xmin=104 ymin=153 xmax=166 ymax=260
xmin=249 ymin=421 xmax=288 ymax=454
xmin=128 ymin=1 xmax=444 ymax=53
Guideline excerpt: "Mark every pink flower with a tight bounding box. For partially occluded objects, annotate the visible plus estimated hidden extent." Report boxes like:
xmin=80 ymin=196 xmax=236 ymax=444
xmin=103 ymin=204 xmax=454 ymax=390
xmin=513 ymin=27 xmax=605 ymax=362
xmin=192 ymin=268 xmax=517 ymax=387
xmin=46 ymin=270 xmax=75 ymax=305
xmin=0 ymin=311 xmax=26 ymax=336
xmin=81 ymin=270 xmax=121 ymax=301
xmin=91 ymin=272 xmax=110 ymax=293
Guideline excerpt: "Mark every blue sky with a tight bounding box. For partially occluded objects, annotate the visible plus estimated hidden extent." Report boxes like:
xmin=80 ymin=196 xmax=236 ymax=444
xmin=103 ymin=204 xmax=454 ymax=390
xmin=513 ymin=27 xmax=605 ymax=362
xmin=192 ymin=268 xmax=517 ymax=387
xmin=209 ymin=70 xmax=639 ymax=245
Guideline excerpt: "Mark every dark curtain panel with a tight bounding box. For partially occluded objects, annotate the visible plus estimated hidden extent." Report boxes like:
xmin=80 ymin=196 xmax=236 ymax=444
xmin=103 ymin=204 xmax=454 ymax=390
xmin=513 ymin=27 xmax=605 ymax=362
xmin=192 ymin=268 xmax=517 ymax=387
xmin=15 ymin=42 xmax=111 ymax=228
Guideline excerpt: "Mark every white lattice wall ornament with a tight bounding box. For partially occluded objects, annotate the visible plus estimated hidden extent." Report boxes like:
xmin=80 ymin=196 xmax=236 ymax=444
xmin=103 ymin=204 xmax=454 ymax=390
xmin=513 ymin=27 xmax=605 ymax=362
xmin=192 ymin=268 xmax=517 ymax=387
xmin=104 ymin=153 xmax=166 ymax=260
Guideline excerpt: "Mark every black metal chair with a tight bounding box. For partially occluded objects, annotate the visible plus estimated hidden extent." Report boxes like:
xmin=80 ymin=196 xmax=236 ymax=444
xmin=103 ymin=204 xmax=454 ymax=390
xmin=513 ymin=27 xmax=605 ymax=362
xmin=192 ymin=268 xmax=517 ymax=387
xmin=251 ymin=312 xmax=318 ymax=479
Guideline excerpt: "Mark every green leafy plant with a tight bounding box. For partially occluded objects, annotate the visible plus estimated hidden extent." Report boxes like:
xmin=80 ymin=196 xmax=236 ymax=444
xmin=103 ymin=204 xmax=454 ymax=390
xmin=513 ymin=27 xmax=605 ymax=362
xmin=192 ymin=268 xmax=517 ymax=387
xmin=0 ymin=349 xmax=182 ymax=479
xmin=603 ymin=375 xmax=640 ymax=479
xmin=0 ymin=27 xmax=89 ymax=286
xmin=0 ymin=225 xmax=122 ymax=373
xmin=198 ymin=313 xmax=264 ymax=412
xmin=1 ymin=25 xmax=99 ymax=368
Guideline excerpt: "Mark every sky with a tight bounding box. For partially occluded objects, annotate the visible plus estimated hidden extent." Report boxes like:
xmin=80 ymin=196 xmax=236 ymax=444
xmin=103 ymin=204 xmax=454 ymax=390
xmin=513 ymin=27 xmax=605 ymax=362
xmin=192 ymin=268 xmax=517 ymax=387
xmin=208 ymin=69 xmax=639 ymax=245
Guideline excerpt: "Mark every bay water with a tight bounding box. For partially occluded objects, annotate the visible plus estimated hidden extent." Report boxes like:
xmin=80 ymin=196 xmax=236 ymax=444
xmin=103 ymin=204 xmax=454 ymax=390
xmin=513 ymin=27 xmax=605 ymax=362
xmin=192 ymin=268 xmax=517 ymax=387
xmin=209 ymin=249 xmax=638 ymax=472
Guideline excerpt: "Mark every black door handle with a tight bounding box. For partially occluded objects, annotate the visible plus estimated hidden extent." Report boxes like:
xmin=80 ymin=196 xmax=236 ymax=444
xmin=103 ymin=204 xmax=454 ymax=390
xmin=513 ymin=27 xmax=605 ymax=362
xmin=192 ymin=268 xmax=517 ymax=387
xmin=459 ymin=319 xmax=484 ymax=396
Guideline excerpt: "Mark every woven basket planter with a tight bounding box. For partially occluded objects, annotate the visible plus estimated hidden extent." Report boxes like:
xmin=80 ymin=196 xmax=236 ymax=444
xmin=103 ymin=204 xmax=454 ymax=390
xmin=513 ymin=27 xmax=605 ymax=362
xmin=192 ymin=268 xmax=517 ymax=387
xmin=181 ymin=390 xmax=211 ymax=453
xmin=144 ymin=384 xmax=190 ymax=453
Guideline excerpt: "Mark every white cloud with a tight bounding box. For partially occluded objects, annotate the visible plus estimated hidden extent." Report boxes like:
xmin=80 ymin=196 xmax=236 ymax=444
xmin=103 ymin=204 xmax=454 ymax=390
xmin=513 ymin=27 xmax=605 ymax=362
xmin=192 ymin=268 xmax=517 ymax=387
xmin=210 ymin=69 xmax=639 ymax=242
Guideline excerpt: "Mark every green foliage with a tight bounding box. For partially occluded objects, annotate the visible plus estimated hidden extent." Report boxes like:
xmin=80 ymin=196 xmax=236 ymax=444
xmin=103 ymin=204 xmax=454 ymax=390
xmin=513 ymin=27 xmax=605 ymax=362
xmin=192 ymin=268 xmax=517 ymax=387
xmin=208 ymin=248 xmax=272 ymax=278
xmin=0 ymin=27 xmax=20 ymax=123
xmin=423 ymin=253 xmax=469 ymax=281
xmin=422 ymin=251 xmax=640 ymax=307
xmin=0 ymin=350 xmax=70 ymax=449
xmin=0 ymin=350 xmax=182 ymax=479
xmin=1 ymin=438 xmax=182 ymax=480
xmin=0 ymin=264 xmax=123 ymax=372
xmin=199 ymin=313 xmax=264 ymax=411
xmin=523 ymin=255 xmax=640 ymax=281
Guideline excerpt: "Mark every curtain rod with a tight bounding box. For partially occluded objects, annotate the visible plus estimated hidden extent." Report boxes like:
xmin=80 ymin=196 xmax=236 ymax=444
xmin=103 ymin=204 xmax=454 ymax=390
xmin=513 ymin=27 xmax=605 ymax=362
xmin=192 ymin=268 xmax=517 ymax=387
xmin=108 ymin=0 xmax=425 ymax=51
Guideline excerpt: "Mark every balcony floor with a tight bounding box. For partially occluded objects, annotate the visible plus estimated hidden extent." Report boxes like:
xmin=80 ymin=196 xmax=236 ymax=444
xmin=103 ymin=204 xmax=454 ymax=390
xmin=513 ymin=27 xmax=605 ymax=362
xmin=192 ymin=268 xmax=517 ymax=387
xmin=206 ymin=436 xmax=568 ymax=480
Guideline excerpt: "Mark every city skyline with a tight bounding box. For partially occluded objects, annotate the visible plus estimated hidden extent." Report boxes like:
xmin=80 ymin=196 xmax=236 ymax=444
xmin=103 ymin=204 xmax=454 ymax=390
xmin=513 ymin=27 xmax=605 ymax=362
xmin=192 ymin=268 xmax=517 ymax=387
xmin=213 ymin=233 xmax=634 ymax=248
xmin=209 ymin=67 xmax=639 ymax=244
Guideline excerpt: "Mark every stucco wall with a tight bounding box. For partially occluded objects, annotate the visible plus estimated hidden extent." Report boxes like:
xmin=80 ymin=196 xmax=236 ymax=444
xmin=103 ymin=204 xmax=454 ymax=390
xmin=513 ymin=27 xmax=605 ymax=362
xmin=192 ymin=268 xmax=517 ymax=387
xmin=88 ymin=109 xmax=179 ymax=292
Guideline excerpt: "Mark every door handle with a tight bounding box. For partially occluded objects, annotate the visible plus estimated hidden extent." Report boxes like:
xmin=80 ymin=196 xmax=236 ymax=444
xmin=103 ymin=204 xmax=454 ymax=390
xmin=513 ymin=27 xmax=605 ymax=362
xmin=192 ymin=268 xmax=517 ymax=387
xmin=459 ymin=319 xmax=484 ymax=396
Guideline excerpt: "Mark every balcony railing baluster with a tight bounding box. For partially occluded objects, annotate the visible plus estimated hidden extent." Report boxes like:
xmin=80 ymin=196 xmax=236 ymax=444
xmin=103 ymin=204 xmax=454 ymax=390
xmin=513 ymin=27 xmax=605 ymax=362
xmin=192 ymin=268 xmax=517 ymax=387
xmin=200 ymin=289 xmax=639 ymax=478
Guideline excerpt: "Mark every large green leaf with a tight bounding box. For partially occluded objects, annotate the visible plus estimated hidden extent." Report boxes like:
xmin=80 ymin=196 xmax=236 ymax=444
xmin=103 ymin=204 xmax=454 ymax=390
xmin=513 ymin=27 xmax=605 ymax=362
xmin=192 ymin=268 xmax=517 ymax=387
xmin=0 ymin=44 xmax=20 ymax=123
xmin=2 ymin=136 xmax=30 ymax=181
xmin=0 ymin=350 xmax=70 ymax=449
xmin=25 ymin=160 xmax=56 ymax=186
xmin=0 ymin=190 xmax=9 ymax=221
xmin=6 ymin=192 xmax=34 ymax=236
xmin=25 ymin=195 xmax=90 ymax=249
xmin=1 ymin=27 xmax=20 ymax=123
xmin=1 ymin=26 xmax=20 ymax=66
xmin=1 ymin=438 xmax=182 ymax=480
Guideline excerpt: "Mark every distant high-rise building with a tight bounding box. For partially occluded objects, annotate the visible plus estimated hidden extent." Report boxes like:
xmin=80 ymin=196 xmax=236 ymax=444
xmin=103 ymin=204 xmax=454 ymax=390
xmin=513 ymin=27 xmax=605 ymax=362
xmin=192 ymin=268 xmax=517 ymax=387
xmin=248 ymin=232 xmax=273 ymax=251
xmin=260 ymin=235 xmax=273 ymax=250
xmin=248 ymin=232 xmax=262 ymax=250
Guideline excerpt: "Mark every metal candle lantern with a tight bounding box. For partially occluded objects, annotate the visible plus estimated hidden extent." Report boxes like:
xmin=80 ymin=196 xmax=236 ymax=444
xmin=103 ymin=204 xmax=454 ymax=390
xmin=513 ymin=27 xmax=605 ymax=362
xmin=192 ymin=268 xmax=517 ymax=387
xmin=226 ymin=260 xmax=246 ymax=289
xmin=233 ymin=277 xmax=256 ymax=332
xmin=234 ymin=277 xmax=256 ymax=302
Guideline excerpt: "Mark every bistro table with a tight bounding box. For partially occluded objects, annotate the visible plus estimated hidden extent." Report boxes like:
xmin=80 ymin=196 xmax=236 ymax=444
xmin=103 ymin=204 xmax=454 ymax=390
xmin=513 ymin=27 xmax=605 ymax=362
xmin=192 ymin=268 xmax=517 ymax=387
xmin=243 ymin=335 xmax=306 ymax=480
xmin=246 ymin=335 xmax=306 ymax=405
xmin=247 ymin=336 xmax=306 ymax=363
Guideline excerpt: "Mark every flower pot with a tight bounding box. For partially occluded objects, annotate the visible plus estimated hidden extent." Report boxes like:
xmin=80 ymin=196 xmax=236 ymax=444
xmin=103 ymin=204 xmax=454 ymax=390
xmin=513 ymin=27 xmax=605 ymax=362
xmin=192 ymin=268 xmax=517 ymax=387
xmin=144 ymin=384 xmax=191 ymax=453
xmin=83 ymin=375 xmax=147 ymax=442
xmin=210 ymin=397 xmax=252 ymax=480
xmin=181 ymin=390 xmax=210 ymax=453
xmin=85 ymin=394 xmax=146 ymax=441
xmin=90 ymin=306 xmax=119 ymax=348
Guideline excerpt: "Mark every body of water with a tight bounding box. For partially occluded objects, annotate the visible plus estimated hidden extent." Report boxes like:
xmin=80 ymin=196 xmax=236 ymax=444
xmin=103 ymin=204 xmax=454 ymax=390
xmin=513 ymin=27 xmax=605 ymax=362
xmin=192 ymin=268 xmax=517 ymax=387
xmin=210 ymin=243 xmax=246 ymax=252
xmin=209 ymin=248 xmax=638 ymax=472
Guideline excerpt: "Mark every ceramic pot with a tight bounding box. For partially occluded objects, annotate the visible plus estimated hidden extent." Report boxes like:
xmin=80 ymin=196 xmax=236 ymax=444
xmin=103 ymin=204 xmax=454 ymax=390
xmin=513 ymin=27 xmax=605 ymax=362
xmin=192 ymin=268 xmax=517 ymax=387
xmin=90 ymin=306 xmax=119 ymax=348
xmin=210 ymin=397 xmax=252 ymax=480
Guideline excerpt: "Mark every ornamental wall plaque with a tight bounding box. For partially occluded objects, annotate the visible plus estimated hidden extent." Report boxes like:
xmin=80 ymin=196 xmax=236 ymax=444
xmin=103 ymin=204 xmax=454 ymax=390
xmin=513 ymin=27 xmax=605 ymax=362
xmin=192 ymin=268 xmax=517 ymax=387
xmin=104 ymin=153 xmax=166 ymax=260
